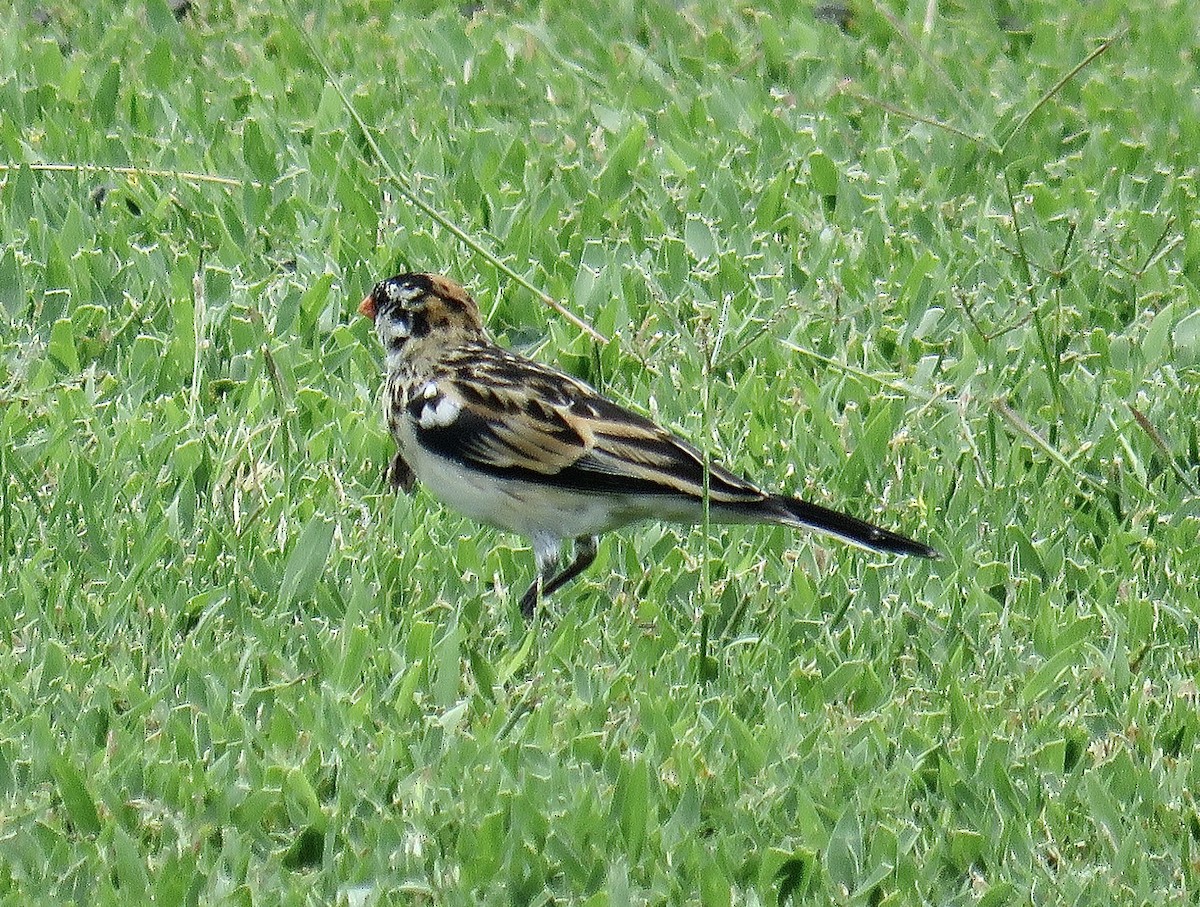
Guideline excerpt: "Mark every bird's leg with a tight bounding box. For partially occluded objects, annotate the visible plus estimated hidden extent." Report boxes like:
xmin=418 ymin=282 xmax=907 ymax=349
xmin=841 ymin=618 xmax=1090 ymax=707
xmin=543 ymin=535 xmax=599 ymax=598
xmin=384 ymin=450 xmax=416 ymax=493
xmin=520 ymin=535 xmax=561 ymax=617
xmin=519 ymin=535 xmax=598 ymax=617
xmin=518 ymin=578 xmax=542 ymax=618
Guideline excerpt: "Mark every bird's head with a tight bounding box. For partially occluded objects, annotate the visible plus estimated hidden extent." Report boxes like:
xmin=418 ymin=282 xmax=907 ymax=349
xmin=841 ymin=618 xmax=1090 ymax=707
xmin=359 ymin=273 xmax=486 ymax=365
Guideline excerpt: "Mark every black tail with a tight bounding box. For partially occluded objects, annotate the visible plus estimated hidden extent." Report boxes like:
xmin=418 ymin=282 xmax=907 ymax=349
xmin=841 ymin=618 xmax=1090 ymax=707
xmin=771 ymin=495 xmax=939 ymax=559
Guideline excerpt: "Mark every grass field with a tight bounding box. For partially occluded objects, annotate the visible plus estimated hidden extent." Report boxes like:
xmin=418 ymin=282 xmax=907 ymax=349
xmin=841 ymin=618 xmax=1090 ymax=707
xmin=2 ymin=0 xmax=1199 ymax=903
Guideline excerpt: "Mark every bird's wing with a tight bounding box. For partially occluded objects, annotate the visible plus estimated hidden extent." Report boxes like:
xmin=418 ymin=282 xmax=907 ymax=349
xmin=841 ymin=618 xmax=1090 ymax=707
xmin=408 ymin=347 xmax=767 ymax=504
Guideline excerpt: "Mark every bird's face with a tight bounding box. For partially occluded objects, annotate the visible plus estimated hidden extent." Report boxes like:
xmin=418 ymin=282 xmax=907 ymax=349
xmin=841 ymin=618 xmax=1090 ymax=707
xmin=359 ymin=273 xmax=485 ymax=366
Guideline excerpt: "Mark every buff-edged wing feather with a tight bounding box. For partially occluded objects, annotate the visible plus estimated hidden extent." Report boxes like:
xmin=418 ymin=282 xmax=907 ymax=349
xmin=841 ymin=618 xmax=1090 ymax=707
xmin=408 ymin=345 xmax=770 ymax=504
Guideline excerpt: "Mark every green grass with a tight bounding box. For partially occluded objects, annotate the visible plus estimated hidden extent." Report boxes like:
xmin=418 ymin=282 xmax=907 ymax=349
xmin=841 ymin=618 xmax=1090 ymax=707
xmin=2 ymin=0 xmax=1199 ymax=903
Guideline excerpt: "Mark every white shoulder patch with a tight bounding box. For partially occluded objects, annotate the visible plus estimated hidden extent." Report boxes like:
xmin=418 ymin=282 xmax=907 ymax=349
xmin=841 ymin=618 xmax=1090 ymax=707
xmin=416 ymin=383 xmax=461 ymax=429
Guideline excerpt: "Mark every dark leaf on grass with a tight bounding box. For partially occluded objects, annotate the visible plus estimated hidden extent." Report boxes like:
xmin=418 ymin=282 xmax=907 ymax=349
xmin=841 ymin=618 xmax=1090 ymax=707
xmin=0 ymin=247 xmax=25 ymax=320
xmin=279 ymin=516 xmax=335 ymax=608
xmin=814 ymin=3 xmax=854 ymax=32
xmin=242 ymin=118 xmax=279 ymax=185
xmin=282 ymin=826 xmax=325 ymax=870
xmin=52 ymin=755 xmax=101 ymax=836
xmin=1063 ymin=730 xmax=1086 ymax=772
xmin=775 ymin=854 xmax=814 ymax=906
xmin=93 ymin=63 xmax=121 ymax=127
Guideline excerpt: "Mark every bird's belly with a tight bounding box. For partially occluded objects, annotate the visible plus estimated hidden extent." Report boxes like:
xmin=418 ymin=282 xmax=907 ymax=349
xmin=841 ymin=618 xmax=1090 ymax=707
xmin=395 ymin=427 xmax=670 ymax=539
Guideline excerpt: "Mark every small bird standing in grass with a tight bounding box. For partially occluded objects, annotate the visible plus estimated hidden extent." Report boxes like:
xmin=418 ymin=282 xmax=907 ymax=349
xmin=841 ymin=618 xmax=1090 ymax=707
xmin=359 ymin=273 xmax=938 ymax=616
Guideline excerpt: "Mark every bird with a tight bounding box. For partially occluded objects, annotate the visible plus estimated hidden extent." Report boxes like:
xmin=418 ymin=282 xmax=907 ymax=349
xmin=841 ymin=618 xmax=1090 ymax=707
xmin=358 ymin=272 xmax=938 ymax=616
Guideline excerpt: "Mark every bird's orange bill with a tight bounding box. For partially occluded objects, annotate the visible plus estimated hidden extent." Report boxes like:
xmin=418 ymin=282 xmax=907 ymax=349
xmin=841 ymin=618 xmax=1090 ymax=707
xmin=358 ymin=294 xmax=377 ymax=319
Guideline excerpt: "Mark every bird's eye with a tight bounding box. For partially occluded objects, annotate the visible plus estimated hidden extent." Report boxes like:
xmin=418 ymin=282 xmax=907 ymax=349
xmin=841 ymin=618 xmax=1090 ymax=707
xmin=391 ymin=312 xmax=412 ymax=338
